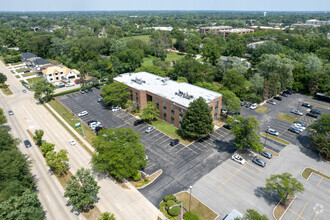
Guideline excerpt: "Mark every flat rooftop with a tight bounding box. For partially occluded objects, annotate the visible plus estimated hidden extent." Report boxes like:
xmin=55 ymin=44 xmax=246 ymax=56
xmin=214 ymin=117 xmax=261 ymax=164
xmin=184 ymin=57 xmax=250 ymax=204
xmin=114 ymin=72 xmax=222 ymax=108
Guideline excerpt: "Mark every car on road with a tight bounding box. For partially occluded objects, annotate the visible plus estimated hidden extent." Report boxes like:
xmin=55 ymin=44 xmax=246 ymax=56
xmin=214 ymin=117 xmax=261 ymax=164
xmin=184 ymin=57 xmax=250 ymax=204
xmin=8 ymin=110 xmax=14 ymax=115
xmin=302 ymin=103 xmax=313 ymax=108
xmin=223 ymin=124 xmax=232 ymax=130
xmin=111 ymin=106 xmax=121 ymax=112
xmin=146 ymin=126 xmax=155 ymax=133
xmin=291 ymin=109 xmax=303 ymax=116
xmin=288 ymin=126 xmax=300 ymax=134
xmin=273 ymin=96 xmax=282 ymax=101
xmin=68 ymin=140 xmax=76 ymax=145
xmin=170 ymin=139 xmax=179 ymax=146
xmin=77 ymin=111 xmax=88 ymax=117
xmin=283 ymin=90 xmax=292 ymax=95
xmin=306 ymin=112 xmax=318 ymax=118
xmin=279 ymin=93 xmax=288 ymax=97
xmin=231 ymin=154 xmax=246 ymax=165
xmin=79 ymin=89 xmax=85 ymax=94
xmin=266 ymin=100 xmax=276 ymax=105
xmin=24 ymin=140 xmax=32 ymax=148
xmin=310 ymin=109 xmax=321 ymax=115
xmin=252 ymin=157 xmax=266 ymax=167
xmin=266 ymin=128 xmax=279 ymax=136
xmin=22 ymin=89 xmax=27 ymax=93
xmin=261 ymin=151 xmax=272 ymax=159
xmin=250 ymin=103 xmax=258 ymax=110
xmin=134 ymin=119 xmax=144 ymax=126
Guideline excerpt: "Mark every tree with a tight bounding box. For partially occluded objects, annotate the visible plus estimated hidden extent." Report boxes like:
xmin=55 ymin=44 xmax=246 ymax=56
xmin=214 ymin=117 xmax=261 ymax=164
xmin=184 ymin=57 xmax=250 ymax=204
xmin=0 ymin=108 xmax=7 ymax=125
xmin=249 ymin=73 xmax=264 ymax=95
xmin=222 ymin=69 xmax=247 ymax=98
xmin=303 ymin=53 xmax=322 ymax=73
xmin=265 ymin=173 xmax=304 ymax=204
xmin=0 ymin=72 xmax=7 ymax=85
xmin=140 ymin=101 xmax=159 ymax=122
xmin=180 ymin=97 xmax=213 ymax=139
xmin=227 ymin=116 xmax=263 ymax=152
xmin=101 ymin=82 xmax=129 ymax=108
xmin=40 ymin=142 xmax=55 ymax=156
xmin=33 ymin=129 xmax=44 ymax=146
xmin=220 ymin=90 xmax=241 ymax=115
xmin=64 ymin=168 xmax=100 ymax=212
xmin=33 ymin=80 xmax=55 ymax=102
xmin=243 ymin=209 xmax=268 ymax=220
xmin=0 ymin=189 xmax=45 ymax=220
xmin=98 ymin=212 xmax=116 ymax=220
xmin=308 ymin=114 xmax=330 ymax=158
xmin=91 ymin=128 xmax=146 ymax=179
xmin=45 ymin=149 xmax=69 ymax=176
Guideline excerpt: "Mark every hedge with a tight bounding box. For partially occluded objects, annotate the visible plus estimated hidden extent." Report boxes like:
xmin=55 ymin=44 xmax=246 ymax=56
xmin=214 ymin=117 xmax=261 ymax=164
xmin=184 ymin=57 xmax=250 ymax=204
xmin=168 ymin=205 xmax=180 ymax=217
xmin=132 ymin=172 xmax=142 ymax=181
xmin=164 ymin=195 xmax=176 ymax=202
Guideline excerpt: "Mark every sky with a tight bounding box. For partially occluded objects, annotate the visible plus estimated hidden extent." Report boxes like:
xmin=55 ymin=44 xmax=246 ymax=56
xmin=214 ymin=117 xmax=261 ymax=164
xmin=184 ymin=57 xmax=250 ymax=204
xmin=0 ymin=0 xmax=329 ymax=12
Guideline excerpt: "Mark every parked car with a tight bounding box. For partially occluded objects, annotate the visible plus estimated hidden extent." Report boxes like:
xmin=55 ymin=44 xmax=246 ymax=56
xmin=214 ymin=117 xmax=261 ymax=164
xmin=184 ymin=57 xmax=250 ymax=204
xmin=221 ymin=109 xmax=228 ymax=114
xmin=310 ymin=109 xmax=321 ymax=115
xmin=261 ymin=151 xmax=272 ymax=159
xmin=24 ymin=140 xmax=32 ymax=148
xmin=134 ymin=119 xmax=144 ymax=126
xmin=294 ymin=121 xmax=307 ymax=127
xmin=87 ymin=120 xmax=97 ymax=125
xmin=266 ymin=100 xmax=276 ymax=105
xmin=231 ymin=154 xmax=246 ymax=165
xmin=146 ymin=126 xmax=155 ymax=133
xmin=100 ymin=79 xmax=106 ymax=82
xmin=250 ymin=103 xmax=258 ymax=110
xmin=66 ymin=82 xmax=75 ymax=87
xmin=170 ymin=139 xmax=179 ymax=146
xmin=291 ymin=109 xmax=303 ymax=116
xmin=283 ymin=90 xmax=292 ymax=95
xmin=22 ymin=89 xmax=27 ymax=93
xmin=77 ymin=111 xmax=88 ymax=117
xmin=23 ymin=70 xmax=30 ymax=73
xmin=240 ymin=101 xmax=246 ymax=106
xmin=252 ymin=157 xmax=266 ymax=167
xmin=306 ymin=112 xmax=318 ymax=118
xmin=84 ymin=89 xmax=89 ymax=93
xmin=95 ymin=85 xmax=101 ymax=90
xmin=88 ymin=88 xmax=93 ymax=92
xmin=293 ymin=124 xmax=304 ymax=132
xmin=201 ymin=134 xmax=211 ymax=141
xmin=111 ymin=106 xmax=121 ymax=112
xmin=79 ymin=89 xmax=85 ymax=94
xmin=279 ymin=93 xmax=288 ymax=97
xmin=302 ymin=103 xmax=313 ymax=108
xmin=223 ymin=124 xmax=232 ymax=130
xmin=266 ymin=128 xmax=279 ymax=136
xmin=97 ymin=98 xmax=103 ymax=102
xmin=273 ymin=96 xmax=282 ymax=101
xmin=289 ymin=126 xmax=300 ymax=134
xmin=68 ymin=140 xmax=76 ymax=146
xmin=8 ymin=110 xmax=14 ymax=115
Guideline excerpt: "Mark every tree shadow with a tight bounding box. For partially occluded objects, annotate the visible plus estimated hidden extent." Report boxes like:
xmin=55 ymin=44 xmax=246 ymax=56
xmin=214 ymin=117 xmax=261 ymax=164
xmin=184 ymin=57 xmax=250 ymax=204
xmin=296 ymin=134 xmax=321 ymax=161
xmin=212 ymin=138 xmax=236 ymax=154
xmin=254 ymin=186 xmax=280 ymax=206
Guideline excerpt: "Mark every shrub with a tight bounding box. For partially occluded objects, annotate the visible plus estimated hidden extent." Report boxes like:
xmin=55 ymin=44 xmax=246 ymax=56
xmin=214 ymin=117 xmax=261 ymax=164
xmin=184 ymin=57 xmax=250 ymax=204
xmin=245 ymin=93 xmax=263 ymax=103
xmin=163 ymin=194 xmax=176 ymax=202
xmin=184 ymin=212 xmax=199 ymax=220
xmin=168 ymin=205 xmax=180 ymax=217
xmin=165 ymin=200 xmax=176 ymax=210
xmin=132 ymin=172 xmax=142 ymax=181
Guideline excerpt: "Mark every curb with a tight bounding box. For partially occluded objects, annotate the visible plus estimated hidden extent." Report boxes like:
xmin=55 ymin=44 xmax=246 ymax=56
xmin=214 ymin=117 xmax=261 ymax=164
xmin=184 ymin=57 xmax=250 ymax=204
xmin=272 ymin=196 xmax=296 ymax=220
xmin=136 ymin=169 xmax=163 ymax=189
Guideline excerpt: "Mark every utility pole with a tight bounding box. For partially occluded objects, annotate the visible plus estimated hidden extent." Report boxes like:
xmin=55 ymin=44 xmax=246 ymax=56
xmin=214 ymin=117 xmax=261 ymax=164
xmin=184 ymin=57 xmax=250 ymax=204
xmin=189 ymin=186 xmax=193 ymax=213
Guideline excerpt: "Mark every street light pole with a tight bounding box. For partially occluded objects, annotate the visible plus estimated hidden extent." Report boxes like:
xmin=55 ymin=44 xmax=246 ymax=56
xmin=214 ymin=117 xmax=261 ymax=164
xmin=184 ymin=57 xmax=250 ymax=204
xmin=189 ymin=186 xmax=192 ymax=213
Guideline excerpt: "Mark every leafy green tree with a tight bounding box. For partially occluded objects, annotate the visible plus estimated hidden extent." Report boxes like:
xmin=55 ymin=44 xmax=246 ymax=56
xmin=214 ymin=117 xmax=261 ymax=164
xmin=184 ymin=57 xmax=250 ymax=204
xmin=91 ymin=128 xmax=146 ymax=179
xmin=220 ymin=90 xmax=241 ymax=115
xmin=180 ymin=97 xmax=213 ymax=139
xmin=303 ymin=53 xmax=322 ymax=73
xmin=243 ymin=209 xmax=268 ymax=220
xmin=227 ymin=116 xmax=263 ymax=152
xmin=222 ymin=69 xmax=247 ymax=98
xmin=98 ymin=212 xmax=116 ymax=220
xmin=0 ymin=72 xmax=7 ymax=85
xmin=265 ymin=173 xmax=304 ymax=204
xmin=33 ymin=129 xmax=44 ymax=146
xmin=177 ymin=76 xmax=188 ymax=83
xmin=308 ymin=114 xmax=330 ymax=158
xmin=101 ymin=82 xmax=129 ymax=108
xmin=150 ymin=31 xmax=170 ymax=60
xmin=0 ymin=127 xmax=19 ymax=151
xmin=0 ymin=189 xmax=45 ymax=220
xmin=40 ymin=142 xmax=55 ymax=157
xmin=33 ymin=80 xmax=55 ymax=103
xmin=140 ymin=101 xmax=159 ymax=122
xmin=202 ymin=40 xmax=221 ymax=65
xmin=0 ymin=108 xmax=7 ymax=125
xmin=64 ymin=168 xmax=100 ymax=212
xmin=249 ymin=73 xmax=264 ymax=95
xmin=251 ymin=41 xmax=283 ymax=63
xmin=45 ymin=149 xmax=69 ymax=176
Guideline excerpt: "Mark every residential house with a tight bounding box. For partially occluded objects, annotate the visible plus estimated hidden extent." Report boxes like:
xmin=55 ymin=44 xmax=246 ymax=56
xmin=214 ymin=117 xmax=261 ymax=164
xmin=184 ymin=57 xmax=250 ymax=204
xmin=42 ymin=65 xmax=80 ymax=83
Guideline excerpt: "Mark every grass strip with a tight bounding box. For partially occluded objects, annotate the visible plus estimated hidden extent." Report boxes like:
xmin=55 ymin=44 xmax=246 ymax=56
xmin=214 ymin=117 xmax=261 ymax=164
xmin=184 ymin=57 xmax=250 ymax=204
xmin=301 ymin=167 xmax=330 ymax=180
xmin=260 ymin=132 xmax=290 ymax=145
xmin=306 ymin=101 xmax=330 ymax=110
xmin=0 ymin=84 xmax=13 ymax=95
xmin=263 ymin=147 xmax=279 ymax=157
xmin=44 ymin=102 xmax=93 ymax=155
xmin=27 ymin=76 xmax=44 ymax=84
xmin=275 ymin=113 xmax=298 ymax=123
xmin=16 ymin=68 xmax=31 ymax=73
xmin=273 ymin=197 xmax=294 ymax=220
xmin=175 ymin=191 xmax=218 ymax=220
xmin=22 ymin=72 xmax=35 ymax=77
xmin=255 ymin=105 xmax=270 ymax=114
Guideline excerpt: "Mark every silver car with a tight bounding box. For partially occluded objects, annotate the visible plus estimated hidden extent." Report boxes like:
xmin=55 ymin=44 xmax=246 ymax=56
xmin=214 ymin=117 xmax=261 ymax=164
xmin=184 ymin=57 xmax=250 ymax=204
xmin=266 ymin=128 xmax=279 ymax=136
xmin=146 ymin=126 xmax=155 ymax=133
xmin=291 ymin=109 xmax=303 ymax=116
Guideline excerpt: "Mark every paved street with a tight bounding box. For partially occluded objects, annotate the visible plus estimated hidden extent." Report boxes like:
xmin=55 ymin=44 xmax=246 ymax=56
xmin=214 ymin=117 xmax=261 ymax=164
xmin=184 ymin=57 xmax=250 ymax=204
xmin=0 ymin=60 xmax=164 ymax=220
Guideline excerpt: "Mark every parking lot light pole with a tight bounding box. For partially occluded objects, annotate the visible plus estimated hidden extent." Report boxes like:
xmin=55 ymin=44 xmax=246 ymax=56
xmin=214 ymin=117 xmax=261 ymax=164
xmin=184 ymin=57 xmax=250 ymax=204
xmin=189 ymin=186 xmax=192 ymax=213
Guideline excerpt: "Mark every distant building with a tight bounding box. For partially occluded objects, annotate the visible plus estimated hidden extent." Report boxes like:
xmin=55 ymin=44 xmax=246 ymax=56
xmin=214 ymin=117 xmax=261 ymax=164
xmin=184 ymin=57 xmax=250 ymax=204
xmin=21 ymin=52 xmax=37 ymax=62
xmin=292 ymin=19 xmax=330 ymax=28
xmin=98 ymin=27 xmax=107 ymax=38
xmin=199 ymin=26 xmax=232 ymax=34
xmin=144 ymin=27 xmax=173 ymax=31
xmin=199 ymin=26 xmax=254 ymax=36
xmin=42 ymin=65 xmax=80 ymax=83
xmin=114 ymin=72 xmax=222 ymax=128
xmin=250 ymin=26 xmax=285 ymax=31
xmin=218 ymin=28 xmax=254 ymax=37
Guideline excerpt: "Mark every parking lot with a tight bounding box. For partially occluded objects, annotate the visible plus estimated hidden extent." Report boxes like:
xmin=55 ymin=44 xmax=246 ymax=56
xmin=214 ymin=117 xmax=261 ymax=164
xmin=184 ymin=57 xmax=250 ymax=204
xmin=56 ymin=90 xmax=237 ymax=206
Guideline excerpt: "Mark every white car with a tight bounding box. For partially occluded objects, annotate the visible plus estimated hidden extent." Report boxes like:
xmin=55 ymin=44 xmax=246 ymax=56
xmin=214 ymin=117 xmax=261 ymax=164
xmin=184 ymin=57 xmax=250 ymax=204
xmin=66 ymin=82 xmax=75 ymax=87
xmin=291 ymin=109 xmax=303 ymax=116
xmin=111 ymin=106 xmax=121 ymax=112
xmin=250 ymin=103 xmax=258 ymax=110
xmin=146 ymin=126 xmax=155 ymax=133
xmin=77 ymin=111 xmax=88 ymax=117
xmin=266 ymin=128 xmax=280 ymax=136
xmin=231 ymin=154 xmax=246 ymax=165
xmin=68 ymin=140 xmax=76 ymax=145
xmin=293 ymin=123 xmax=305 ymax=132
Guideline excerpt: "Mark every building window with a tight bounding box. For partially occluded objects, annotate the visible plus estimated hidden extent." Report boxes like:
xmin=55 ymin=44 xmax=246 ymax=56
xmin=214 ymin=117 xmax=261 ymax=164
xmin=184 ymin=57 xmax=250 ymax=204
xmin=215 ymin=101 xmax=219 ymax=108
xmin=163 ymin=112 xmax=167 ymax=120
xmin=136 ymin=92 xmax=139 ymax=103
xmin=210 ymin=106 xmax=213 ymax=112
xmin=179 ymin=115 xmax=183 ymax=121
xmin=163 ymin=101 xmax=166 ymax=109
xmin=56 ymin=77 xmax=59 ymax=80
xmin=179 ymin=108 xmax=183 ymax=116
xmin=171 ymin=117 xmax=174 ymax=125
xmin=156 ymin=98 xmax=159 ymax=109
xmin=130 ymin=90 xmax=133 ymax=100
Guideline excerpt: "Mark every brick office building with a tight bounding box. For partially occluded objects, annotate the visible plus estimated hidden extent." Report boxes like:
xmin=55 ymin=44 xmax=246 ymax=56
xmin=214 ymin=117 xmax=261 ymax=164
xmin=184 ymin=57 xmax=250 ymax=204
xmin=114 ymin=72 xmax=222 ymax=128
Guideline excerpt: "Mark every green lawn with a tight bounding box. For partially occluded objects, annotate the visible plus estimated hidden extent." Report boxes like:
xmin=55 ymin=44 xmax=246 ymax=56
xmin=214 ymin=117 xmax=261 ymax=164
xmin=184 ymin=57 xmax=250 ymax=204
xmin=255 ymin=105 xmax=270 ymax=114
xmin=0 ymin=85 xmax=13 ymax=95
xmin=141 ymin=56 xmax=155 ymax=67
xmin=16 ymin=68 xmax=31 ymax=73
xmin=165 ymin=52 xmax=185 ymax=63
xmin=15 ymin=75 xmax=21 ymax=78
xmin=150 ymin=119 xmax=191 ymax=145
xmin=301 ymin=167 xmax=330 ymax=180
xmin=27 ymin=76 xmax=44 ymax=84
xmin=275 ymin=113 xmax=298 ymax=123
xmin=123 ymin=35 xmax=150 ymax=42
xmin=22 ymin=72 xmax=36 ymax=77
xmin=260 ymin=132 xmax=290 ymax=145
